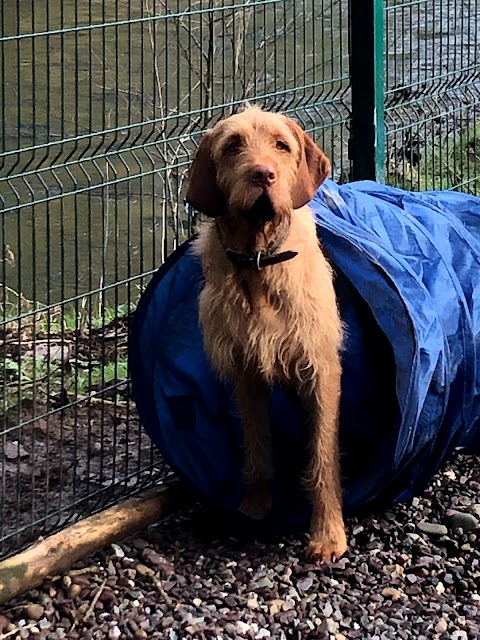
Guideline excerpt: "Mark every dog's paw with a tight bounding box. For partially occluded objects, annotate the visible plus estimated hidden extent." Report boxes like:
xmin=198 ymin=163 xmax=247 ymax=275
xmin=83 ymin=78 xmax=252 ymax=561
xmin=239 ymin=482 xmax=272 ymax=520
xmin=307 ymin=526 xmax=348 ymax=563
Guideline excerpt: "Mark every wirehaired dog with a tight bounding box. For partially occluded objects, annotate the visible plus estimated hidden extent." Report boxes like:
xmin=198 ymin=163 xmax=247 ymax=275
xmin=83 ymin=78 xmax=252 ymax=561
xmin=186 ymin=106 xmax=347 ymax=561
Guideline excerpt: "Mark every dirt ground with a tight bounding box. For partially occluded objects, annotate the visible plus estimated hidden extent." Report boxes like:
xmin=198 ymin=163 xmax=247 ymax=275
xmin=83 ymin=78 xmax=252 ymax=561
xmin=0 ymin=314 xmax=167 ymax=558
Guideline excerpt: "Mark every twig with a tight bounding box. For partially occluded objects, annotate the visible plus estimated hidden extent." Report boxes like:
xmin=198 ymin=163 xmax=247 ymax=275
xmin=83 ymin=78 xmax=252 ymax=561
xmin=1 ymin=622 xmax=37 ymax=638
xmin=1 ymin=338 xmax=74 ymax=348
xmin=70 ymin=578 xmax=107 ymax=632
xmin=98 ymin=110 xmax=114 ymax=317
xmin=47 ymin=565 xmax=101 ymax=582
xmin=152 ymin=575 xmax=175 ymax=607
xmin=79 ymin=395 xmax=129 ymax=408
xmin=68 ymin=566 xmax=101 ymax=577
xmin=0 ymin=284 xmax=34 ymax=303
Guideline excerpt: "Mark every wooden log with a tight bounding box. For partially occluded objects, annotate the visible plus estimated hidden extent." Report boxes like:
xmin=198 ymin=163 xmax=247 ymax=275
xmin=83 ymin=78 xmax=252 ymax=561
xmin=0 ymin=481 xmax=194 ymax=605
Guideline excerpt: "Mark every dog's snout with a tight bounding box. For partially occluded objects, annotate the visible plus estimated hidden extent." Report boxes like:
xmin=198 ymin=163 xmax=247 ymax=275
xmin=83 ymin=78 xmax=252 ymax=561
xmin=250 ymin=164 xmax=276 ymax=187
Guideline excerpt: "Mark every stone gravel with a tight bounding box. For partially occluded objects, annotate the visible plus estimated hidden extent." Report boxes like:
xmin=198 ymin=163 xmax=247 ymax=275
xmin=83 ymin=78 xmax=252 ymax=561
xmin=1 ymin=451 xmax=479 ymax=639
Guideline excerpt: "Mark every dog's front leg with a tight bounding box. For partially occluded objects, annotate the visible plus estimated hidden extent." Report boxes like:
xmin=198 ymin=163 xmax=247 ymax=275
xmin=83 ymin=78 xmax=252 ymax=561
xmin=303 ymin=361 xmax=347 ymax=562
xmin=233 ymin=373 xmax=273 ymax=520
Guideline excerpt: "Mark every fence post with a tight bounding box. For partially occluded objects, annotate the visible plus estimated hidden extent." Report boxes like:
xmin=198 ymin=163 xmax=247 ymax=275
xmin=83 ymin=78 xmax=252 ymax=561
xmin=349 ymin=0 xmax=386 ymax=182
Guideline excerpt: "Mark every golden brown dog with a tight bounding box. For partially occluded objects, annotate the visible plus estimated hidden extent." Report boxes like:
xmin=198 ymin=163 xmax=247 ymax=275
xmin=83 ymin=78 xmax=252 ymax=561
xmin=186 ymin=106 xmax=347 ymax=562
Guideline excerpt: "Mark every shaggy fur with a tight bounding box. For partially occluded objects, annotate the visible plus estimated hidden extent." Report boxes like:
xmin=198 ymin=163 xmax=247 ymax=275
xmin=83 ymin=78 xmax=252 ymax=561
xmin=186 ymin=106 xmax=347 ymax=562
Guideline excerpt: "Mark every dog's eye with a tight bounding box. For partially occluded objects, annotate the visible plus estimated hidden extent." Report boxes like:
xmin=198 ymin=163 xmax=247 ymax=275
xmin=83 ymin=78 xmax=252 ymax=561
xmin=224 ymin=138 xmax=242 ymax=155
xmin=276 ymin=140 xmax=290 ymax=152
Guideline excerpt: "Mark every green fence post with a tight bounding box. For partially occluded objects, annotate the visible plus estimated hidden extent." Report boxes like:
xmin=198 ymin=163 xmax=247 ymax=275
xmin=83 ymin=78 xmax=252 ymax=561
xmin=349 ymin=0 xmax=385 ymax=182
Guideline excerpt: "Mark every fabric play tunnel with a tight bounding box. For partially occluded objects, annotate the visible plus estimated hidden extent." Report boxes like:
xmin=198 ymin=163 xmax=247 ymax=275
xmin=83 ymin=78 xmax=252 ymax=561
xmin=129 ymin=180 xmax=480 ymax=533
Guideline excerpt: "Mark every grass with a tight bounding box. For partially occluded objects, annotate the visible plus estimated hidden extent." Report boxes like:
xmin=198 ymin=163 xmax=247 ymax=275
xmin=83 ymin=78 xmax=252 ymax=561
xmin=387 ymin=124 xmax=480 ymax=194
xmin=1 ymin=292 xmax=133 ymax=414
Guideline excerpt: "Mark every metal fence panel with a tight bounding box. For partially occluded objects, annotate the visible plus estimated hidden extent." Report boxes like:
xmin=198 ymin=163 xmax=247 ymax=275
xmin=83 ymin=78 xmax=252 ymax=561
xmin=0 ymin=0 xmax=350 ymax=558
xmin=384 ymin=0 xmax=480 ymax=193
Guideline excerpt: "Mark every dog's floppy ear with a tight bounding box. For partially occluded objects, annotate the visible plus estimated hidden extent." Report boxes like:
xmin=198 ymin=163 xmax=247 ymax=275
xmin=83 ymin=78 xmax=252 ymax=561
xmin=286 ymin=120 xmax=331 ymax=209
xmin=185 ymin=132 xmax=224 ymax=217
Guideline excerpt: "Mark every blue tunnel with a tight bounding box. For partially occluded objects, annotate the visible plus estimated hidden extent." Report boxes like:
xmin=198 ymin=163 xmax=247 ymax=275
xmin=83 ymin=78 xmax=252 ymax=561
xmin=129 ymin=180 xmax=480 ymax=532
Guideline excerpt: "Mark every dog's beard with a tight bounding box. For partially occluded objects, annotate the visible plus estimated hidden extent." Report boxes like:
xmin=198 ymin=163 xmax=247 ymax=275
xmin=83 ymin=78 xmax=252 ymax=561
xmin=222 ymin=188 xmax=292 ymax=253
xmin=245 ymin=192 xmax=291 ymax=253
xmin=247 ymin=192 xmax=276 ymax=225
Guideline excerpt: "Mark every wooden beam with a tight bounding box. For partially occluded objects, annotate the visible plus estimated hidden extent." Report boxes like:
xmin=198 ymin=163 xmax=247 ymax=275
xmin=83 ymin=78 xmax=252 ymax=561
xmin=0 ymin=482 xmax=194 ymax=605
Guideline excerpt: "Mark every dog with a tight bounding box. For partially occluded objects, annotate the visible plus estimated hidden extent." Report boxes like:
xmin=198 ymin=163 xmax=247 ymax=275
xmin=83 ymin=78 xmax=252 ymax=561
xmin=186 ymin=106 xmax=347 ymax=562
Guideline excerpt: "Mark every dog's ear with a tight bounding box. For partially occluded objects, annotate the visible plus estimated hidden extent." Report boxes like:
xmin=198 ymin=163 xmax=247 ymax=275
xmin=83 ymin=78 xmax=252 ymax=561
xmin=286 ymin=120 xmax=331 ymax=209
xmin=185 ymin=132 xmax=224 ymax=217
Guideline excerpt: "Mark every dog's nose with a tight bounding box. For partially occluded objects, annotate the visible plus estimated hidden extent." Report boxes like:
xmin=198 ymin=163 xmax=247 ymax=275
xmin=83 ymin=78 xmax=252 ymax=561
xmin=250 ymin=164 xmax=276 ymax=187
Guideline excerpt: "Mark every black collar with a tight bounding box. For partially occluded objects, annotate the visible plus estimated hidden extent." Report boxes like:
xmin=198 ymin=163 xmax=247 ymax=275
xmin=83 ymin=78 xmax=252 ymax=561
xmin=225 ymin=248 xmax=298 ymax=270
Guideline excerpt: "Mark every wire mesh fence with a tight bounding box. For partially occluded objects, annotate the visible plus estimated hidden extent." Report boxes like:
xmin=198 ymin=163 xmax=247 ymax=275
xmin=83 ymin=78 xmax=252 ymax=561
xmin=0 ymin=0 xmax=350 ymax=559
xmin=384 ymin=0 xmax=480 ymax=192
xmin=1 ymin=0 xmax=479 ymax=560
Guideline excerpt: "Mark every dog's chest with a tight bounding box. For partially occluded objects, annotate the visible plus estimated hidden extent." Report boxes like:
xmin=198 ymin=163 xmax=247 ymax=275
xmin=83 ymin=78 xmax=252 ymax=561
xmin=202 ymin=273 xmax=310 ymax=381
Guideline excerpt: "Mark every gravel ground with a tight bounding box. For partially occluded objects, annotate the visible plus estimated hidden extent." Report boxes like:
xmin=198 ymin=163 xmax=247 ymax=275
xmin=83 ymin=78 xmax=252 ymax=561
xmin=1 ymin=451 xmax=479 ymax=640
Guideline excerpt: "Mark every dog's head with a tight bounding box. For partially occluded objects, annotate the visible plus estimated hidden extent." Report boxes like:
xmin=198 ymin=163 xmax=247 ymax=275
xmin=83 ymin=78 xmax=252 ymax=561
xmin=186 ymin=106 xmax=330 ymax=250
